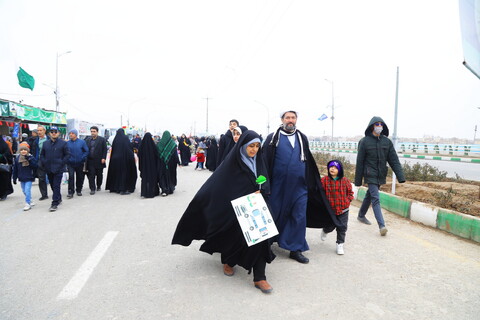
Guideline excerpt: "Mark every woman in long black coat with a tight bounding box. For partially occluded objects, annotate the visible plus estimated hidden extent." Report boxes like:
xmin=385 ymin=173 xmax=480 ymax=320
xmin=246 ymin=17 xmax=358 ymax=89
xmin=138 ymin=132 xmax=160 ymax=198
xmin=172 ymin=130 xmax=275 ymax=293
xmin=177 ymin=134 xmax=191 ymax=166
xmin=0 ymin=137 xmax=14 ymax=200
xmin=157 ymin=131 xmax=180 ymax=196
xmin=105 ymin=129 xmax=137 ymax=195
xmin=205 ymin=136 xmax=218 ymax=172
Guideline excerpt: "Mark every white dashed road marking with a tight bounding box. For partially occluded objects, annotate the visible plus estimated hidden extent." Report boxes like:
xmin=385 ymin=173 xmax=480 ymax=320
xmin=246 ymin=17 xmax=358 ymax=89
xmin=57 ymin=231 xmax=119 ymax=300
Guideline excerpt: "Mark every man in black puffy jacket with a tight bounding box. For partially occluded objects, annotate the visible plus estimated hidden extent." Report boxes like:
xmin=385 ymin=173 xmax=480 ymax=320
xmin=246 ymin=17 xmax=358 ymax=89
xmin=40 ymin=126 xmax=70 ymax=212
xmin=354 ymin=116 xmax=405 ymax=236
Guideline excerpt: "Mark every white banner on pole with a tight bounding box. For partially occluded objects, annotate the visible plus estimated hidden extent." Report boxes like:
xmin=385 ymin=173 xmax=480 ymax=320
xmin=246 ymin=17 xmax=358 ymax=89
xmin=231 ymin=192 xmax=278 ymax=247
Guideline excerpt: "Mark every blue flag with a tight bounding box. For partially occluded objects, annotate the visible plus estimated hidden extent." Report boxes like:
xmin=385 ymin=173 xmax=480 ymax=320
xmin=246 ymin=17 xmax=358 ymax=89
xmin=318 ymin=114 xmax=328 ymax=121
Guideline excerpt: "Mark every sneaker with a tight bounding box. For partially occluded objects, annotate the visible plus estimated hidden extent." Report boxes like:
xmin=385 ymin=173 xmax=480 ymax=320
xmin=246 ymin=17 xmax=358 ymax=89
xmin=77 ymin=192 xmax=82 ymax=196
xmin=30 ymin=201 xmax=35 ymax=207
xmin=161 ymin=193 xmax=167 ymax=197
xmin=357 ymin=216 xmax=372 ymax=225
xmin=336 ymin=243 xmax=344 ymax=255
xmin=97 ymin=187 xmax=101 ymax=191
xmin=67 ymin=194 xmax=74 ymax=199
xmin=320 ymin=229 xmax=328 ymax=241
xmin=39 ymin=196 xmax=48 ymax=201
xmin=23 ymin=203 xmax=31 ymax=211
xmin=380 ymin=227 xmax=388 ymax=236
xmin=90 ymin=190 xmax=95 ymax=195
xmin=49 ymin=205 xmax=58 ymax=212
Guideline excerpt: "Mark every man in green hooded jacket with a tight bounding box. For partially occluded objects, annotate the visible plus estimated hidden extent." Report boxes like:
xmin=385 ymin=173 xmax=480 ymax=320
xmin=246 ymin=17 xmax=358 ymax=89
xmin=355 ymin=116 xmax=405 ymax=236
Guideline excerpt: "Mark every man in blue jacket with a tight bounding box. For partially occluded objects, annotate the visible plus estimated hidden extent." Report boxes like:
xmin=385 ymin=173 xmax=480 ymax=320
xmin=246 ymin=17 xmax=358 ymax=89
xmin=40 ymin=126 xmax=70 ymax=212
xmin=66 ymin=129 xmax=89 ymax=198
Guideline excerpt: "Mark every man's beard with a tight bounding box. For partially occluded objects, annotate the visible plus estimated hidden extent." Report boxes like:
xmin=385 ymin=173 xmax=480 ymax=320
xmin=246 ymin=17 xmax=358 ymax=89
xmin=282 ymin=123 xmax=296 ymax=132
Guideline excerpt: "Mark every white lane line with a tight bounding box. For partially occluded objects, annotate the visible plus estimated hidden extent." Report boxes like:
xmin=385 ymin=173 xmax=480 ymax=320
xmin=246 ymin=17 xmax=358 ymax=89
xmin=57 ymin=231 xmax=119 ymax=300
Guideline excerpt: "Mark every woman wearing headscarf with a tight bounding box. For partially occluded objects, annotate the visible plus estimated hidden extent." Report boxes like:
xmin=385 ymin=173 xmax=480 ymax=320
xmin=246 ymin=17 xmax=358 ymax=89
xmin=232 ymin=126 xmax=243 ymax=144
xmin=205 ymin=136 xmax=218 ymax=172
xmin=0 ymin=137 xmax=14 ymax=200
xmin=172 ymin=130 xmax=275 ymax=294
xmin=177 ymin=134 xmax=191 ymax=166
xmin=138 ymin=132 xmax=160 ymax=198
xmin=157 ymin=130 xmax=180 ymax=196
xmin=105 ymin=128 xmax=137 ymax=195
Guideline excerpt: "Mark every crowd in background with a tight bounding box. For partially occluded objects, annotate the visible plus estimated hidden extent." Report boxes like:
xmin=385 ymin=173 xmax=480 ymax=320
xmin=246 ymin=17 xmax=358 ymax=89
xmin=0 ymin=124 xmax=229 ymax=211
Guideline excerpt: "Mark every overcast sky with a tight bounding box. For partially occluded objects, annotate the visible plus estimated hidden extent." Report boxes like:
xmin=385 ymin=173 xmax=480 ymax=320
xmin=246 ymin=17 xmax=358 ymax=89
xmin=1 ymin=0 xmax=479 ymax=140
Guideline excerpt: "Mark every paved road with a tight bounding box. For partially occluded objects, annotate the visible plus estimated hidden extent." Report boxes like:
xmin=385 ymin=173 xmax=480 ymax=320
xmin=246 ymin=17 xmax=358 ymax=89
xmin=323 ymin=151 xmax=480 ymax=181
xmin=1 ymin=166 xmax=479 ymax=320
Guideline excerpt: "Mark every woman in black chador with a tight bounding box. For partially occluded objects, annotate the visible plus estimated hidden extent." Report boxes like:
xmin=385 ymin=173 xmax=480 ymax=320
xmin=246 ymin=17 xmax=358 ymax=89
xmin=105 ymin=129 xmax=137 ymax=195
xmin=205 ymin=136 xmax=218 ymax=172
xmin=172 ymin=130 xmax=275 ymax=294
xmin=157 ymin=131 xmax=180 ymax=196
xmin=177 ymin=134 xmax=191 ymax=166
xmin=0 ymin=137 xmax=14 ymax=200
xmin=138 ymin=132 xmax=160 ymax=198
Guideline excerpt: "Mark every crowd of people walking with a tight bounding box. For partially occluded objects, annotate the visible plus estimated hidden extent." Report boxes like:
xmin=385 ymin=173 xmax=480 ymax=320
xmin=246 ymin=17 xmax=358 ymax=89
xmin=0 ymin=112 xmax=405 ymax=294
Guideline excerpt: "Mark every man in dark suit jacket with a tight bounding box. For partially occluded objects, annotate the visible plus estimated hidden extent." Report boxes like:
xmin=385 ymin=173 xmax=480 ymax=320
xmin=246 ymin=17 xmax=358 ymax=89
xmin=84 ymin=126 xmax=108 ymax=195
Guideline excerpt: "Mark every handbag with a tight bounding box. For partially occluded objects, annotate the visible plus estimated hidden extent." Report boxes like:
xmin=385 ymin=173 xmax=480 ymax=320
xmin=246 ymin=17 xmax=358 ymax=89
xmin=0 ymin=163 xmax=11 ymax=173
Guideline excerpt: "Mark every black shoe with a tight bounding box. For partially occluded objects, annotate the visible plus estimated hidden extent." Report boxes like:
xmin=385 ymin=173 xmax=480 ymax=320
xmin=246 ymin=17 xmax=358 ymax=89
xmin=97 ymin=187 xmax=101 ymax=191
xmin=77 ymin=192 xmax=82 ymax=196
xmin=49 ymin=205 xmax=58 ymax=212
xmin=39 ymin=196 xmax=48 ymax=201
xmin=0 ymin=196 xmax=7 ymax=201
xmin=90 ymin=190 xmax=95 ymax=195
xmin=120 ymin=191 xmax=131 ymax=195
xmin=67 ymin=194 xmax=73 ymax=199
xmin=289 ymin=251 xmax=309 ymax=264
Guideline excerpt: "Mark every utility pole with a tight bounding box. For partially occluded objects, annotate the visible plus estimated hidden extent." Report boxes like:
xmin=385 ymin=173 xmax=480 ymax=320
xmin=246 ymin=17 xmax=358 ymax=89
xmin=55 ymin=51 xmax=72 ymax=112
xmin=203 ymin=96 xmax=212 ymax=133
xmin=392 ymin=67 xmax=400 ymax=195
xmin=254 ymin=100 xmax=270 ymax=135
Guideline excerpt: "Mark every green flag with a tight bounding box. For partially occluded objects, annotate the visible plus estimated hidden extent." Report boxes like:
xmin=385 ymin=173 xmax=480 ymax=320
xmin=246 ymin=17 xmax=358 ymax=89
xmin=17 ymin=67 xmax=35 ymax=90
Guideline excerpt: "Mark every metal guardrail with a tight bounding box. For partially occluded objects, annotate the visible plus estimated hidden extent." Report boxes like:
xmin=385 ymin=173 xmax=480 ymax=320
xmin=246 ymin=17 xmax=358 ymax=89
xmin=310 ymin=141 xmax=480 ymax=157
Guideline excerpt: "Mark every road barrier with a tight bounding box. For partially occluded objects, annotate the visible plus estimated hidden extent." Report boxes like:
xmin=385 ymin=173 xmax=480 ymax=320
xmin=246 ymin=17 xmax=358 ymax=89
xmin=310 ymin=147 xmax=480 ymax=163
xmin=354 ymin=185 xmax=480 ymax=243
xmin=310 ymin=141 xmax=480 ymax=157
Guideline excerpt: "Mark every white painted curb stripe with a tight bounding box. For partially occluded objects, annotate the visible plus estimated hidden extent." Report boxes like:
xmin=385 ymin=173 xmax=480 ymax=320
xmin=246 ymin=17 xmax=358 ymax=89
xmin=57 ymin=231 xmax=119 ymax=300
xmin=352 ymin=184 xmax=359 ymax=200
xmin=410 ymin=202 xmax=438 ymax=228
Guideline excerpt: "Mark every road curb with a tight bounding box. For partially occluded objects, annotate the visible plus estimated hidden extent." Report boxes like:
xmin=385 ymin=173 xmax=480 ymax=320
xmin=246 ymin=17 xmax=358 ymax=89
xmin=353 ymin=185 xmax=480 ymax=243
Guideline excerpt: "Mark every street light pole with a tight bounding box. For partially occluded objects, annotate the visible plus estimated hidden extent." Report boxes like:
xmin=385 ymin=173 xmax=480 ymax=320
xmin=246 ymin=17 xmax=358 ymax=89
xmin=55 ymin=51 xmax=72 ymax=112
xmin=128 ymin=98 xmax=146 ymax=128
xmin=254 ymin=100 xmax=270 ymax=135
xmin=325 ymin=79 xmax=335 ymax=141
xmin=203 ymin=96 xmax=212 ymax=133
